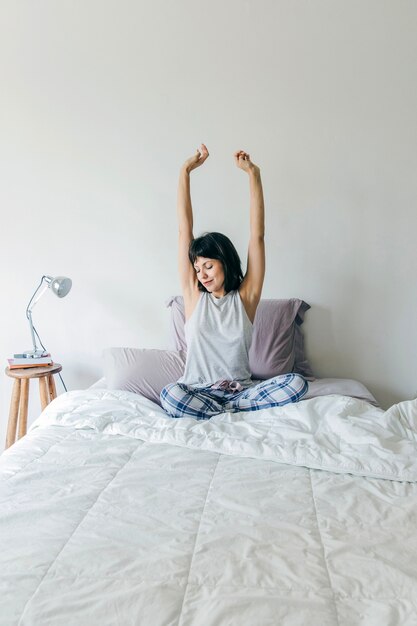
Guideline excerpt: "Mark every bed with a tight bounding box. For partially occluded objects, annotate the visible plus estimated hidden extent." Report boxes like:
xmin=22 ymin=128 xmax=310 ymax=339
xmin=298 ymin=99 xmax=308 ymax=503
xmin=1 ymin=386 xmax=417 ymax=625
xmin=1 ymin=298 xmax=417 ymax=625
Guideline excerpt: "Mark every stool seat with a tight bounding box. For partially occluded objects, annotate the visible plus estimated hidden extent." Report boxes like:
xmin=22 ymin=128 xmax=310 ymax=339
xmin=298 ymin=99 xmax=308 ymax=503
xmin=6 ymin=363 xmax=62 ymax=380
xmin=5 ymin=363 xmax=62 ymax=449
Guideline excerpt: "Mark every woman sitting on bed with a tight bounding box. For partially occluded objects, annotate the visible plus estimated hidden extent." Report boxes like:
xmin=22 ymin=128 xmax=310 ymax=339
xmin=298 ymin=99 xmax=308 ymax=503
xmin=160 ymin=143 xmax=308 ymax=419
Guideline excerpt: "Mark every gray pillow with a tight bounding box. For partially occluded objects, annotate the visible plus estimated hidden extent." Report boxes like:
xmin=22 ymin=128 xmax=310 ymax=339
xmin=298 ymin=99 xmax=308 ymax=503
xmin=303 ymin=378 xmax=379 ymax=406
xmin=166 ymin=296 xmax=314 ymax=380
xmin=103 ymin=347 xmax=186 ymax=405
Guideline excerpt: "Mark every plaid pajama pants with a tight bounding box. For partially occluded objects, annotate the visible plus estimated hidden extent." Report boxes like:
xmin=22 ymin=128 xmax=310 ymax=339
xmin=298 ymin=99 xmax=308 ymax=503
xmin=160 ymin=373 xmax=308 ymax=420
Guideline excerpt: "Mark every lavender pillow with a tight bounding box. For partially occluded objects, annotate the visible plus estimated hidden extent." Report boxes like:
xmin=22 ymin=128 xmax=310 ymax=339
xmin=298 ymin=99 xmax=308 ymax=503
xmin=166 ymin=296 xmax=314 ymax=380
xmin=103 ymin=347 xmax=186 ymax=405
xmin=250 ymin=299 xmax=314 ymax=379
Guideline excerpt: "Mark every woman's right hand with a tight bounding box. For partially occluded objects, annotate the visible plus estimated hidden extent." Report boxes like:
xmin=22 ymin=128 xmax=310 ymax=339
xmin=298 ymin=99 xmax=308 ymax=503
xmin=182 ymin=143 xmax=209 ymax=173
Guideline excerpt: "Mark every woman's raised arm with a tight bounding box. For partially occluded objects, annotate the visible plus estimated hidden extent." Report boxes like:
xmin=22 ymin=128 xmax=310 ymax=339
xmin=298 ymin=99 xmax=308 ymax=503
xmin=235 ymin=150 xmax=265 ymax=322
xmin=177 ymin=144 xmax=209 ymax=310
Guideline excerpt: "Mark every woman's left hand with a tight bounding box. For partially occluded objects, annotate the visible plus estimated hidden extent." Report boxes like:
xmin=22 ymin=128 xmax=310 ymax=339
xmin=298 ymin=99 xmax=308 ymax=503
xmin=234 ymin=150 xmax=259 ymax=174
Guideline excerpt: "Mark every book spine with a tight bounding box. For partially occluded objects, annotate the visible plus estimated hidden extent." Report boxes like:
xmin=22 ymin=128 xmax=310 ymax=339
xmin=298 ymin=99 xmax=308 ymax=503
xmin=9 ymin=363 xmax=53 ymax=370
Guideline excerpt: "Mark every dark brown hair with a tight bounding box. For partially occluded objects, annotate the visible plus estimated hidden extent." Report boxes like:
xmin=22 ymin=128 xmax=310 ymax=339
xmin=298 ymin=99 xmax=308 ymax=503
xmin=188 ymin=232 xmax=244 ymax=293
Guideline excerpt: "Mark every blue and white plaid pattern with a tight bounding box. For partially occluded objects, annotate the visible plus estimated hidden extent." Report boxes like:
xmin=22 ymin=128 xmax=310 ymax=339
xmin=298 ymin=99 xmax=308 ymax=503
xmin=160 ymin=373 xmax=308 ymax=420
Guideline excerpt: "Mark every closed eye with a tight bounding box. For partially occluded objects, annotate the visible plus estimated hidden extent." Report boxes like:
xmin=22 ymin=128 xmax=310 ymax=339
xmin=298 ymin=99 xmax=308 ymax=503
xmin=194 ymin=265 xmax=213 ymax=273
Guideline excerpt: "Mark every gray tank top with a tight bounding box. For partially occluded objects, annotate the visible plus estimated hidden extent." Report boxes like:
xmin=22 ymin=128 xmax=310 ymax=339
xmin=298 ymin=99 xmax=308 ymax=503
xmin=178 ymin=290 xmax=253 ymax=388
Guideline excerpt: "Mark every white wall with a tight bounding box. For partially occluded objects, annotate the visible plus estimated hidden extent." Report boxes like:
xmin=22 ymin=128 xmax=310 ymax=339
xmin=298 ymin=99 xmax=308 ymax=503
xmin=1 ymin=0 xmax=416 ymax=448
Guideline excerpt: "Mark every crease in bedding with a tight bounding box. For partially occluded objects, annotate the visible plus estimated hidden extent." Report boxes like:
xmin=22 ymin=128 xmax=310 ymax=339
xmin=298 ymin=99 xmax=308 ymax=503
xmin=308 ymin=469 xmax=341 ymax=626
xmin=177 ymin=454 xmax=221 ymax=626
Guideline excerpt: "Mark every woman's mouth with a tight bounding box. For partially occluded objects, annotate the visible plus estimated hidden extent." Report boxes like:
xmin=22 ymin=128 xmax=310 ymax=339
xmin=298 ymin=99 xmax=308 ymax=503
xmin=203 ymin=280 xmax=213 ymax=286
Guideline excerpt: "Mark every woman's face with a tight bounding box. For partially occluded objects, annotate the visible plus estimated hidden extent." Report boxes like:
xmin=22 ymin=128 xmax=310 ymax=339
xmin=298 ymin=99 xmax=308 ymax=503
xmin=193 ymin=256 xmax=226 ymax=297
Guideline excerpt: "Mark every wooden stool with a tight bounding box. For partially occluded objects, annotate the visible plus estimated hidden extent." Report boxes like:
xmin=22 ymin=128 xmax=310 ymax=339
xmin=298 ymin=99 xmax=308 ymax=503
xmin=5 ymin=363 xmax=62 ymax=449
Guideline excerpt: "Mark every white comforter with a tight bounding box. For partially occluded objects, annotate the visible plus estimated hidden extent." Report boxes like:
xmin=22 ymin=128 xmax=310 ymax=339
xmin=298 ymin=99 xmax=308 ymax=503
xmin=30 ymin=389 xmax=417 ymax=481
xmin=1 ymin=390 xmax=417 ymax=625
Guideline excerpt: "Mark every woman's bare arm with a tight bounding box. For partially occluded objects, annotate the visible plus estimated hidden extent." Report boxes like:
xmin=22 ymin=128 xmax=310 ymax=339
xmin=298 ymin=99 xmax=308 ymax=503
xmin=235 ymin=150 xmax=265 ymax=322
xmin=177 ymin=144 xmax=209 ymax=315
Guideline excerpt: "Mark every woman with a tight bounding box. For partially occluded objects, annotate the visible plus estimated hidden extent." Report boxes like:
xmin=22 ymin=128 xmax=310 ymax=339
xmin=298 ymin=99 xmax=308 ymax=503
xmin=160 ymin=144 xmax=308 ymax=419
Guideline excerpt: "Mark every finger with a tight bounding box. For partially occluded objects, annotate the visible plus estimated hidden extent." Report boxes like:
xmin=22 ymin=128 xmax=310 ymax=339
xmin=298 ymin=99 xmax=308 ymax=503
xmin=198 ymin=146 xmax=209 ymax=159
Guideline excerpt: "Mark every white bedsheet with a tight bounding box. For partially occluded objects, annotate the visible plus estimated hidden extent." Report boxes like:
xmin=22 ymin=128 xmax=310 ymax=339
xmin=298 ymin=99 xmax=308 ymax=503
xmin=1 ymin=390 xmax=417 ymax=625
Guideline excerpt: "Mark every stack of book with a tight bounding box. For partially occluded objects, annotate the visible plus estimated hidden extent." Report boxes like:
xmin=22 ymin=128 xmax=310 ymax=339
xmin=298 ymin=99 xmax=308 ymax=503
xmin=7 ymin=354 xmax=53 ymax=369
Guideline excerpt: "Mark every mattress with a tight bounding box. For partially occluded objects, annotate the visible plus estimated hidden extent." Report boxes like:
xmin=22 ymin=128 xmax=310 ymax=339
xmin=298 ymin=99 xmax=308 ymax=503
xmin=1 ymin=389 xmax=417 ymax=625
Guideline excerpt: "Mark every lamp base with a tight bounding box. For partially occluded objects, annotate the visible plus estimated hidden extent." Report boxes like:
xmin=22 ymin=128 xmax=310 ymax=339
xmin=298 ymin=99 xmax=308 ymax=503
xmin=17 ymin=350 xmax=50 ymax=359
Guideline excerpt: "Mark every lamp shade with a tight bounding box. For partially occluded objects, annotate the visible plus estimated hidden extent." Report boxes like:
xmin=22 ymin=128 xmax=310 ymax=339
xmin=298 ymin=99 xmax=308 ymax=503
xmin=50 ymin=276 xmax=72 ymax=298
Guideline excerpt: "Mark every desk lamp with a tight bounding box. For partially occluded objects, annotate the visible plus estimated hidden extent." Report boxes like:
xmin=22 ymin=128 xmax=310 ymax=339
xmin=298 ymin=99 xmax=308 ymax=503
xmin=22 ymin=275 xmax=72 ymax=358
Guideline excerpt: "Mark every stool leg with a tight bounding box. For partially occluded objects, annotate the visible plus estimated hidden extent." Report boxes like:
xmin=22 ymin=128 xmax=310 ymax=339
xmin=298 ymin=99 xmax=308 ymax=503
xmin=39 ymin=376 xmax=50 ymax=411
xmin=18 ymin=378 xmax=29 ymax=439
xmin=48 ymin=374 xmax=57 ymax=401
xmin=6 ymin=379 xmax=21 ymax=449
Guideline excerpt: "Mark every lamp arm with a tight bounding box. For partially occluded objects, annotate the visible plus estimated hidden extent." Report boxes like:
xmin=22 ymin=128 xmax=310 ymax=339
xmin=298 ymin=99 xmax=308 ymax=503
xmin=24 ymin=275 xmax=53 ymax=357
xmin=26 ymin=276 xmax=52 ymax=313
xmin=26 ymin=309 xmax=39 ymax=353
